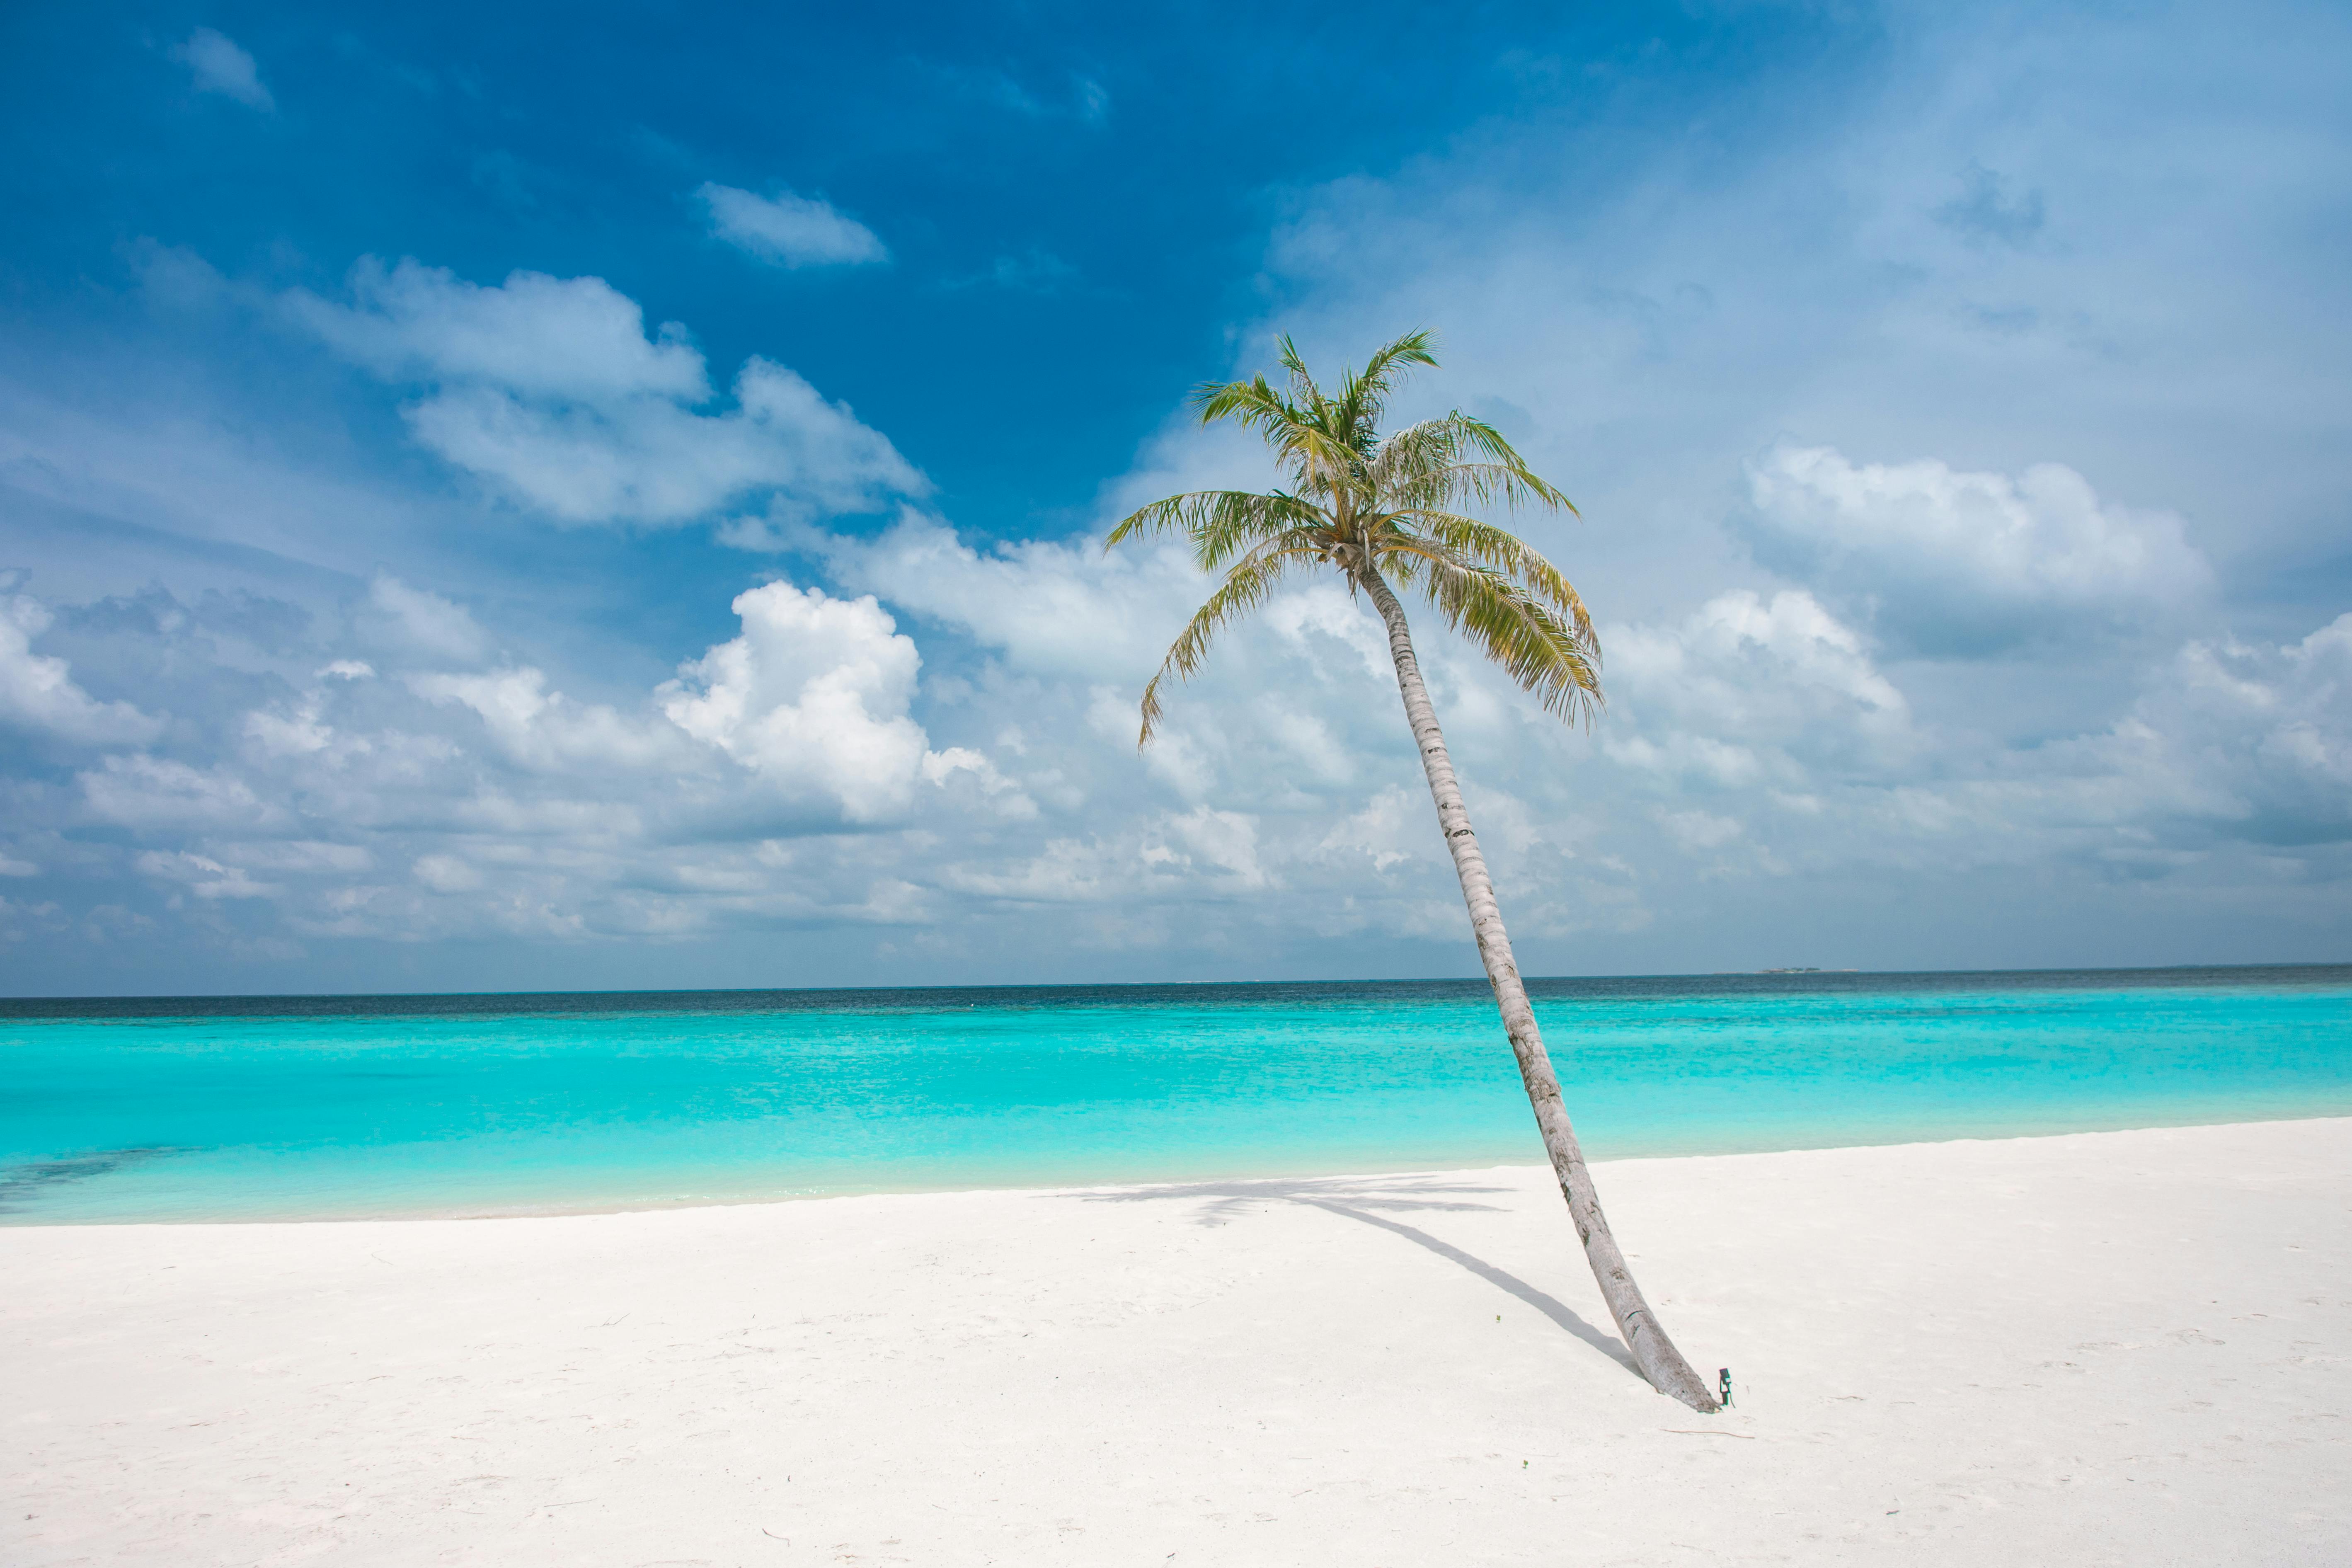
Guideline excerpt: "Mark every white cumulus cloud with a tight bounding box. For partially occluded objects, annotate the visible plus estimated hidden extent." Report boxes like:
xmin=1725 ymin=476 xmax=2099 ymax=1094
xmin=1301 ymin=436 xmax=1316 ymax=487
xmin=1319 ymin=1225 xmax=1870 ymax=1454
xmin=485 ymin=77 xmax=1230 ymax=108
xmin=802 ymin=509 xmax=1202 ymax=679
xmin=411 ymin=666 xmax=689 ymax=773
xmin=2130 ymin=613 xmax=2352 ymax=849
xmin=662 ymin=579 xmax=960 ymax=823
xmin=406 ymin=360 xmax=918 ymax=525
xmin=288 ymin=259 xmax=924 ymax=525
xmin=288 ymin=259 xmax=707 ymax=400
xmin=1746 ymin=445 xmax=2213 ymax=651
xmin=698 ymin=184 xmax=889 ymax=269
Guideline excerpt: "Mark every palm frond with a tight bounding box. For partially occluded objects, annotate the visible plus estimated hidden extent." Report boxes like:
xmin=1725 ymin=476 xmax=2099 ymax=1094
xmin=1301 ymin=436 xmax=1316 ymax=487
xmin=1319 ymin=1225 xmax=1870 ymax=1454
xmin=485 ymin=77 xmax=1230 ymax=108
xmin=1192 ymin=374 xmax=1300 ymax=449
xmin=1375 ymin=414 xmax=1576 ymax=516
xmin=1386 ymin=510 xmax=1594 ymax=644
xmin=1194 ymin=371 xmax=1361 ymax=504
xmin=1136 ymin=540 xmax=1321 ymax=745
xmin=1276 ymin=335 xmax=1321 ymax=412
xmin=1389 ymin=545 xmax=1603 ymax=724
xmin=1105 ymin=490 xmax=1327 ymax=570
xmin=1335 ymin=330 xmax=1439 ymax=444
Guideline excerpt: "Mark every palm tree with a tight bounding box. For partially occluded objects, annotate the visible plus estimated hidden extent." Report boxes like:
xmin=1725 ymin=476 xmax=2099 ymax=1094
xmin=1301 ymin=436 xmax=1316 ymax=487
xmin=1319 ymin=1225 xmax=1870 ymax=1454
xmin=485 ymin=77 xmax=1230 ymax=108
xmin=1107 ymin=330 xmax=1719 ymax=1413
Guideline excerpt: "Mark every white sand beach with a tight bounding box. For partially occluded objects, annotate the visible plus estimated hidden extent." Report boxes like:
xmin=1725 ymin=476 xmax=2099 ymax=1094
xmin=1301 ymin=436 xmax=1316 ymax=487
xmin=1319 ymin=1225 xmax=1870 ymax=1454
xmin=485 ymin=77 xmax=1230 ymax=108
xmin=5 ymin=1117 xmax=2347 ymax=1566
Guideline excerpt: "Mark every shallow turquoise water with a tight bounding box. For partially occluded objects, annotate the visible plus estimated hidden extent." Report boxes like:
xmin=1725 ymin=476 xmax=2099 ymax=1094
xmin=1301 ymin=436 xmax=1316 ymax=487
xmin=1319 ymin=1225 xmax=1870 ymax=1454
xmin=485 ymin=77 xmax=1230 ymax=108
xmin=4 ymin=967 xmax=2349 ymax=1224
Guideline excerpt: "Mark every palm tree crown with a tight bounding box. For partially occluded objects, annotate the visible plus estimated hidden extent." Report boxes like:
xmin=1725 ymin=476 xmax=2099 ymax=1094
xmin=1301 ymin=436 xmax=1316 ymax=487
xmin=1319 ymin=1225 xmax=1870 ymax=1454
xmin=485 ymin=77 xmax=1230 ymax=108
xmin=1105 ymin=329 xmax=1600 ymax=742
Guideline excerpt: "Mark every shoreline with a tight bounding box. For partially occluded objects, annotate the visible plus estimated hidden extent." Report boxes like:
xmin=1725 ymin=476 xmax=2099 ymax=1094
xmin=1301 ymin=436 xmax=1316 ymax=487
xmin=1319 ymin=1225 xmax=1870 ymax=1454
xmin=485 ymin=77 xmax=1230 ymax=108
xmin=12 ymin=1105 xmax=2352 ymax=1229
xmin=7 ymin=1117 xmax=2347 ymax=1564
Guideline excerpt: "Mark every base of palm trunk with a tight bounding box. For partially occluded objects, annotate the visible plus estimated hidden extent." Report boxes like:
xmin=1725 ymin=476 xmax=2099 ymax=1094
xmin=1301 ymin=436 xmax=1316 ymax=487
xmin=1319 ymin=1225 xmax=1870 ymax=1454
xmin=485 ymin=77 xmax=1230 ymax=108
xmin=1558 ymin=1175 xmax=1722 ymax=1412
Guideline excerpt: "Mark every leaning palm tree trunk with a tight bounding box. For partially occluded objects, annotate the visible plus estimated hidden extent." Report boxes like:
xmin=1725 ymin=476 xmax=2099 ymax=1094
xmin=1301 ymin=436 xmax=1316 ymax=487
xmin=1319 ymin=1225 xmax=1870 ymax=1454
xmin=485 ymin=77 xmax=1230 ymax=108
xmin=1361 ymin=565 xmax=1720 ymax=1413
xmin=1109 ymin=329 xmax=1720 ymax=1406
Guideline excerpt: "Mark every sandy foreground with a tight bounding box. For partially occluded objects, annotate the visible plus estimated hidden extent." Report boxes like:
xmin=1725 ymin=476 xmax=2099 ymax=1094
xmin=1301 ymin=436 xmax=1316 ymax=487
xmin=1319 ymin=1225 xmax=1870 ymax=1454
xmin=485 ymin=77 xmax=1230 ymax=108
xmin=4 ymin=1119 xmax=2347 ymax=1567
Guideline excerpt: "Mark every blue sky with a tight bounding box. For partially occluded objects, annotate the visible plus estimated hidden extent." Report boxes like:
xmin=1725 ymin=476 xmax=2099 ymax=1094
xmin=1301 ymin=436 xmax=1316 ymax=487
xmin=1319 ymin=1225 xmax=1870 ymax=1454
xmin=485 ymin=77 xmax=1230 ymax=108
xmin=2 ymin=0 xmax=2348 ymax=994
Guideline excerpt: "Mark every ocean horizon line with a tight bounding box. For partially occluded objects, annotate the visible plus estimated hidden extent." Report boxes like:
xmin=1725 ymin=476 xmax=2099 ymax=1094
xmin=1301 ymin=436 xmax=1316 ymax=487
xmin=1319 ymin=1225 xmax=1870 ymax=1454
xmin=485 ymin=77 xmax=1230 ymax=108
xmin=6 ymin=957 xmax=2348 ymax=1018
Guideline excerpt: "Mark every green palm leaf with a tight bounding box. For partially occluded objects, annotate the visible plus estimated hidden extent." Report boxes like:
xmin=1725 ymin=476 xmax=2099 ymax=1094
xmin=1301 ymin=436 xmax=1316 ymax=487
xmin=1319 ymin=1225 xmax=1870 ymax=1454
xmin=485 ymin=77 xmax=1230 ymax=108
xmin=1134 ymin=534 xmax=1323 ymax=744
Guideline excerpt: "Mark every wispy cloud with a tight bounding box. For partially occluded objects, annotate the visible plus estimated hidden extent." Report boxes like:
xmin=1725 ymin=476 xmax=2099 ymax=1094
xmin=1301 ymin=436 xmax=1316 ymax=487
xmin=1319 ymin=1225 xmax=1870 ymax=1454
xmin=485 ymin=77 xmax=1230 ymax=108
xmin=929 ymin=64 xmax=1109 ymax=124
xmin=1935 ymin=164 xmax=2047 ymax=247
xmin=171 ymin=27 xmax=273 ymax=111
xmin=944 ymin=248 xmax=1081 ymax=294
xmin=698 ymin=184 xmax=889 ymax=269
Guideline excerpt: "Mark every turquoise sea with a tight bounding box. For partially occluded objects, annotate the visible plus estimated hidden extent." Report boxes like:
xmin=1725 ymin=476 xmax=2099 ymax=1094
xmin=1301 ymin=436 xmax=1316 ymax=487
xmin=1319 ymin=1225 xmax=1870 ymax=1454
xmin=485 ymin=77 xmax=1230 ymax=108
xmin=4 ymin=966 xmax=2349 ymax=1225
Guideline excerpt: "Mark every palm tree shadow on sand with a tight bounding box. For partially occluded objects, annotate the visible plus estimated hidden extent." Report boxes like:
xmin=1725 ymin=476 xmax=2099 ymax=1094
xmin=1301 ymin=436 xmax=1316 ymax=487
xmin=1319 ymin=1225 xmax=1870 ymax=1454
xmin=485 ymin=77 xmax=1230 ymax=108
xmin=1081 ymin=1175 xmax=1641 ymax=1380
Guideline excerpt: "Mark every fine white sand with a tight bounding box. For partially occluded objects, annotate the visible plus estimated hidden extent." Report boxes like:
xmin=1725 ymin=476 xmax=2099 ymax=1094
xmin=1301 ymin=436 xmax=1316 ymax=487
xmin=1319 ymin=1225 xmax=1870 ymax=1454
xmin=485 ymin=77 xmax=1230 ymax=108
xmin=5 ymin=1118 xmax=2348 ymax=1566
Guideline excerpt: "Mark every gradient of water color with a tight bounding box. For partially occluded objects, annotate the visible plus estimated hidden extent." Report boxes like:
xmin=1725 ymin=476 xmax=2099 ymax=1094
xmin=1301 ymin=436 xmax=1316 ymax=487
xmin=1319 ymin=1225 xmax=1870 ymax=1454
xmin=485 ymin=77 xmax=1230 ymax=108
xmin=4 ymin=965 xmax=2348 ymax=1224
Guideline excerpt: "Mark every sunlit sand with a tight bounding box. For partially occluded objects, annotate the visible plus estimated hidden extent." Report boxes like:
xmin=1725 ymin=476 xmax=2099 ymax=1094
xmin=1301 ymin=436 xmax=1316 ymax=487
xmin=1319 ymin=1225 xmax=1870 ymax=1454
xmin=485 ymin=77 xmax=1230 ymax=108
xmin=7 ymin=1118 xmax=2347 ymax=1565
